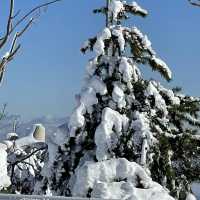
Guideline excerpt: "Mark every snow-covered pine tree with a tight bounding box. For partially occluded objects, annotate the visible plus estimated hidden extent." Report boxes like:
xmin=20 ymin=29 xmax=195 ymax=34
xmin=35 ymin=1 xmax=200 ymax=199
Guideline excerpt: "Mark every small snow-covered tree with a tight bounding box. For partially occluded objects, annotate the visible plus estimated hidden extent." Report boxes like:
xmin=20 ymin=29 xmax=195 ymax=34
xmin=2 ymin=124 xmax=47 ymax=194
xmin=36 ymin=1 xmax=200 ymax=199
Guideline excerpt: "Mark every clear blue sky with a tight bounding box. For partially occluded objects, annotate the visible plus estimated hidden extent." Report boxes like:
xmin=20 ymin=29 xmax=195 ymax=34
xmin=0 ymin=0 xmax=200 ymax=120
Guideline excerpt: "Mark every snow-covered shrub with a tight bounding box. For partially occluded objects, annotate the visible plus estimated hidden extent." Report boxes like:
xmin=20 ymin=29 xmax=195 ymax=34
xmin=1 ymin=124 xmax=47 ymax=194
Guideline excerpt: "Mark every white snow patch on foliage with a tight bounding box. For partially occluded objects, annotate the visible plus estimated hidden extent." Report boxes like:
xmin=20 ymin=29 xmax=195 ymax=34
xmin=0 ymin=143 xmax=11 ymax=190
xmin=132 ymin=26 xmax=144 ymax=39
xmin=108 ymin=0 xmax=124 ymax=21
xmin=158 ymin=84 xmax=180 ymax=105
xmin=132 ymin=26 xmax=155 ymax=54
xmin=88 ymin=76 xmax=107 ymax=95
xmin=69 ymin=103 xmax=86 ymax=137
xmin=119 ymin=57 xmax=139 ymax=83
xmin=131 ymin=1 xmax=148 ymax=16
xmin=94 ymin=39 xmax=105 ymax=56
xmin=112 ymin=26 xmax=125 ymax=52
xmin=71 ymin=158 xmax=174 ymax=200
xmin=86 ymin=58 xmax=98 ymax=76
xmin=143 ymin=35 xmax=152 ymax=49
xmin=69 ymin=75 xmax=108 ymax=136
xmin=99 ymin=27 xmax=112 ymax=40
xmin=132 ymin=111 xmax=153 ymax=166
xmin=95 ymin=108 xmax=129 ymax=161
xmin=94 ymin=28 xmax=111 ymax=56
xmin=145 ymin=81 xmax=168 ymax=116
xmin=112 ymin=84 xmax=126 ymax=109
xmin=152 ymin=56 xmax=172 ymax=80
xmin=80 ymin=88 xmax=98 ymax=109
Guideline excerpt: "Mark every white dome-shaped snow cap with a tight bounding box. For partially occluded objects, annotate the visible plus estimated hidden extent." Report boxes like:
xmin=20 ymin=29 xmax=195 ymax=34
xmin=15 ymin=124 xmax=45 ymax=148
xmin=32 ymin=124 xmax=45 ymax=141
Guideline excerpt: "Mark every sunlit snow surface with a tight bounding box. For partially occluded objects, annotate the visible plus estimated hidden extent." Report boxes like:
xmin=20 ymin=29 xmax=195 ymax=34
xmin=192 ymin=183 xmax=200 ymax=200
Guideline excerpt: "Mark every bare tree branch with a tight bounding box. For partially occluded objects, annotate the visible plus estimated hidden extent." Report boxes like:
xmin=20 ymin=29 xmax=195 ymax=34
xmin=0 ymin=0 xmax=14 ymax=49
xmin=9 ymin=0 xmax=63 ymax=35
xmin=0 ymin=0 xmax=63 ymax=85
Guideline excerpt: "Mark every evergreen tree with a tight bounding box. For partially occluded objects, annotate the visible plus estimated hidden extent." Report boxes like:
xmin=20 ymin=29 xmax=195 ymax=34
xmin=36 ymin=1 xmax=200 ymax=199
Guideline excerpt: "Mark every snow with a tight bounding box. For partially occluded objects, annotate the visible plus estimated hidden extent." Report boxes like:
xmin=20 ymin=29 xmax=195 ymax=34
xmin=80 ymin=88 xmax=98 ymax=108
xmin=15 ymin=124 xmax=45 ymax=147
xmin=68 ymin=75 xmax=108 ymax=136
xmin=158 ymin=84 xmax=180 ymax=105
xmin=95 ymin=108 xmax=129 ymax=161
xmin=94 ymin=39 xmax=105 ymax=56
xmin=132 ymin=111 xmax=153 ymax=166
xmin=192 ymin=183 xmax=200 ymax=200
xmin=71 ymin=158 xmax=174 ymax=200
xmin=131 ymin=1 xmax=148 ymax=16
xmin=108 ymin=0 xmax=124 ymax=21
xmin=6 ymin=132 xmax=18 ymax=140
xmin=69 ymin=103 xmax=86 ymax=137
xmin=99 ymin=27 xmax=112 ymax=40
xmin=0 ymin=143 xmax=11 ymax=190
xmin=112 ymin=26 xmax=125 ymax=52
xmin=86 ymin=58 xmax=98 ymax=76
xmin=112 ymin=83 xmax=126 ymax=109
xmin=145 ymin=81 xmax=168 ymax=116
xmin=119 ymin=57 xmax=139 ymax=83
xmin=132 ymin=26 xmax=143 ymax=38
xmin=152 ymin=56 xmax=172 ymax=80
xmin=132 ymin=26 xmax=155 ymax=54
xmin=143 ymin=35 xmax=152 ymax=49
xmin=88 ymin=76 xmax=107 ymax=95
xmin=186 ymin=193 xmax=197 ymax=200
xmin=94 ymin=28 xmax=111 ymax=56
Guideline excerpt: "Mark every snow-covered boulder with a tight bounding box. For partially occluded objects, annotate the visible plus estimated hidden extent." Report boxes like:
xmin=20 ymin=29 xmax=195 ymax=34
xmin=71 ymin=158 xmax=174 ymax=200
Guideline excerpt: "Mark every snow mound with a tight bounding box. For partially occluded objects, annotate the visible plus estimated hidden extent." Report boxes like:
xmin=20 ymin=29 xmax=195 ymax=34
xmin=186 ymin=193 xmax=197 ymax=200
xmin=71 ymin=158 xmax=174 ymax=200
xmin=0 ymin=143 xmax=11 ymax=190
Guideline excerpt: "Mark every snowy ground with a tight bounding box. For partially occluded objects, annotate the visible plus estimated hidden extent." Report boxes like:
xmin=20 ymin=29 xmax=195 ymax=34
xmin=0 ymin=194 xmax=104 ymax=200
xmin=192 ymin=182 xmax=200 ymax=200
